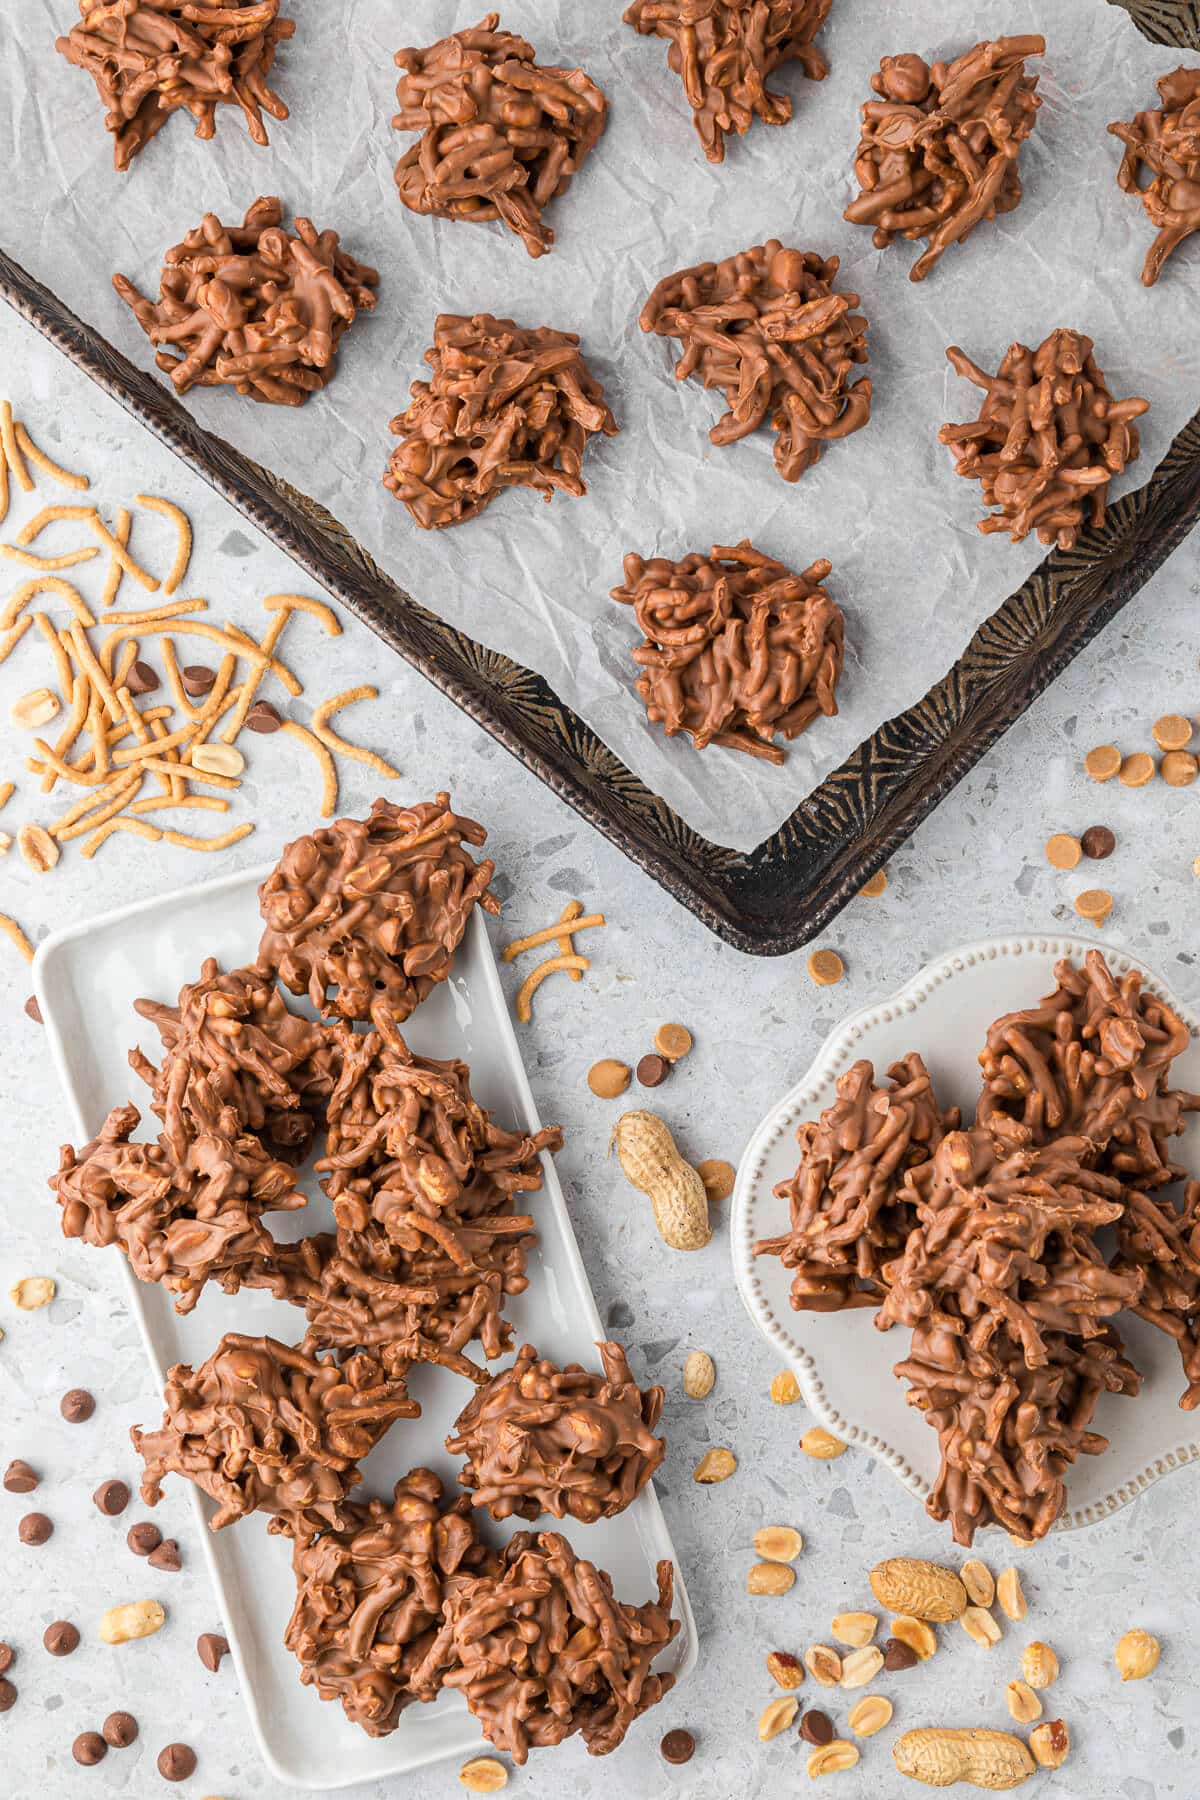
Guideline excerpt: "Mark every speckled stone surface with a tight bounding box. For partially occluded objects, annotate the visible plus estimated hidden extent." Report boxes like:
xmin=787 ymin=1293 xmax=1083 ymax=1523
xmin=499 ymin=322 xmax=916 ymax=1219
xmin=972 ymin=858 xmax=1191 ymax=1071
xmin=0 ymin=303 xmax=1197 ymax=1798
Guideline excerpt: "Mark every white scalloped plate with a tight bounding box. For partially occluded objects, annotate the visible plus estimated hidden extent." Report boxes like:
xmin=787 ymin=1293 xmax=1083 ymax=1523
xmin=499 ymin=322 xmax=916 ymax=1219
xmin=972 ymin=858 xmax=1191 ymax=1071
xmin=731 ymin=935 xmax=1200 ymax=1534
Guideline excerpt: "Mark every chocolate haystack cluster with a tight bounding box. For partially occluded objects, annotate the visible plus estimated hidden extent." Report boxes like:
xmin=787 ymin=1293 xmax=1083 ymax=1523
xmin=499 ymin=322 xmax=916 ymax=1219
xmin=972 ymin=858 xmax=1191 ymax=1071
xmin=640 ymin=240 xmax=871 ymax=483
xmin=610 ymin=540 xmax=844 ymax=763
xmin=257 ymin=794 xmax=498 ymax=1026
xmin=938 ymin=329 xmax=1150 ymax=549
xmin=56 ymin=0 xmax=294 ymax=171
xmin=755 ymin=950 xmax=1200 ymax=1544
xmin=1109 ymin=67 xmax=1200 ymax=287
xmin=447 ymin=1342 xmax=666 ymax=1522
xmin=393 ymin=14 xmax=607 ymax=259
xmin=383 ymin=312 xmax=619 ymax=530
xmin=50 ymin=799 xmax=678 ymax=1759
xmin=112 ymin=196 xmax=378 ymax=405
xmin=623 ymin=0 xmax=831 ymax=164
xmin=409 ymin=1533 xmax=679 ymax=1763
xmin=844 ymin=36 xmax=1044 ymax=282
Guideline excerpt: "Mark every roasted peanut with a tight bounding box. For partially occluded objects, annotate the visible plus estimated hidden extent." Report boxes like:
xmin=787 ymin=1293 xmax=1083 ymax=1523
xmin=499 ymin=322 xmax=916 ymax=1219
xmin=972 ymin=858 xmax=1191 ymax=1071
xmin=890 ymin=1616 xmax=937 ymax=1661
xmin=893 ymin=1726 xmax=1035 ymax=1789
xmin=847 ymin=1693 xmax=892 ymax=1738
xmin=770 ymin=1370 xmax=800 ymax=1405
xmin=830 ymin=1612 xmax=877 ymax=1648
xmin=800 ymin=1427 xmax=846 ymax=1460
xmin=871 ymin=1558 xmax=967 ymax=1622
xmin=1029 ymin=1720 xmax=1070 ymax=1770
xmin=753 ymin=1525 xmax=803 ymax=1563
xmin=1115 ymin=1628 xmax=1160 ymax=1681
xmin=682 ymin=1350 xmax=715 ymax=1398
xmin=1021 ymin=1641 xmax=1058 ymax=1689
xmin=960 ymin=1606 xmax=1001 ymax=1649
xmin=961 ymin=1560 xmax=995 ymax=1608
xmin=612 ymin=1111 xmax=710 ymax=1250
xmin=459 ymin=1759 xmax=509 ymax=1793
xmin=807 ymin=1740 xmax=860 ymax=1776
xmin=804 ymin=1645 xmax=843 ymax=1687
xmin=839 ymin=1646 xmax=883 ymax=1688
xmin=98 ymin=1600 xmax=165 ymax=1645
xmin=1005 ymin=1680 xmax=1042 ymax=1724
xmin=996 ymin=1567 xmax=1026 ymax=1622
xmin=747 ymin=1561 xmax=796 ymax=1596
xmin=766 ymin=1650 xmax=804 ymax=1690
xmin=692 ymin=1447 xmax=736 ymax=1484
xmin=757 ymin=1695 xmax=799 ymax=1741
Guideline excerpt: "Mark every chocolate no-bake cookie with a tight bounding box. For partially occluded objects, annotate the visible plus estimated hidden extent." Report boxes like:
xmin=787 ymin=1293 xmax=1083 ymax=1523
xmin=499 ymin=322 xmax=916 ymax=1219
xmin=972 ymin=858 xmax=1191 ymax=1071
xmin=393 ymin=14 xmax=606 ymax=258
xmin=56 ymin=0 xmax=294 ymax=171
xmin=113 ymin=197 xmax=378 ymax=405
xmin=1109 ymin=67 xmax=1200 ymax=286
xmin=844 ymin=36 xmax=1044 ymax=281
xmin=623 ymin=0 xmax=831 ymax=164
xmin=640 ymin=241 xmax=870 ymax=482
xmin=611 ymin=540 xmax=843 ymax=762
xmin=938 ymin=330 xmax=1149 ymax=548
xmin=383 ymin=313 xmax=619 ymax=530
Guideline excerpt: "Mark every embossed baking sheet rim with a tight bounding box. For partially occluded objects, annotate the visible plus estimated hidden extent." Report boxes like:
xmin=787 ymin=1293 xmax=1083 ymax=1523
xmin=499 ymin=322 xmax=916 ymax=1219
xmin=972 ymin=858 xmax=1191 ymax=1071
xmin=31 ymin=863 xmax=697 ymax=1790
xmin=730 ymin=932 xmax=1200 ymax=1534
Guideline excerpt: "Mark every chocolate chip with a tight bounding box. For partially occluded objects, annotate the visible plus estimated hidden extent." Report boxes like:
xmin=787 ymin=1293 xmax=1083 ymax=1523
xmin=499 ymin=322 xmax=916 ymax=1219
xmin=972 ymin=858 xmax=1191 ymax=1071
xmin=181 ymin=664 xmax=216 ymax=696
xmin=102 ymin=1710 xmax=138 ymax=1748
xmin=60 ymin=1388 xmax=95 ymax=1423
xmin=73 ymin=1731 xmax=107 ymax=1766
xmin=157 ymin=1743 xmax=197 ymax=1782
xmin=3 ymin=1459 xmax=39 ymax=1494
xmin=125 ymin=660 xmax=160 ymax=696
xmin=659 ymin=1727 xmax=695 ymax=1764
xmin=245 ymin=699 xmax=283 ymax=733
xmin=883 ymin=1635 xmax=920 ymax=1671
xmin=1080 ymin=824 xmax=1116 ymax=860
xmin=636 ymin=1052 xmax=670 ymax=1088
xmin=44 ymin=1621 xmax=80 ymax=1657
xmin=148 ymin=1538 xmax=182 ymax=1572
xmin=799 ymin=1708 xmax=834 ymax=1746
xmin=0 ymin=1643 xmax=14 ymax=1675
xmin=92 ymin=1479 xmax=130 ymax=1517
xmin=127 ymin=1521 xmax=162 ymax=1557
xmin=19 ymin=1512 xmax=52 ymax=1545
xmin=196 ymin=1631 xmax=229 ymax=1673
xmin=23 ymin=995 xmax=42 ymax=1024
xmin=0 ymin=1679 xmax=16 ymax=1714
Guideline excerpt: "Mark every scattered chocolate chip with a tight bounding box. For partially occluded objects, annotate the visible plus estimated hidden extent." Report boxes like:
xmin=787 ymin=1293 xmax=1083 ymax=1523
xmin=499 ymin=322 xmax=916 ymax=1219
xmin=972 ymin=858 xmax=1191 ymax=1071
xmin=180 ymin=664 xmax=216 ymax=697
xmin=60 ymin=1388 xmax=95 ymax=1423
xmin=799 ymin=1707 xmax=834 ymax=1746
xmin=23 ymin=995 xmax=42 ymax=1024
xmin=127 ymin=1521 xmax=162 ymax=1557
xmin=0 ymin=1644 xmax=14 ymax=1675
xmin=659 ymin=1727 xmax=695 ymax=1764
xmin=148 ymin=1538 xmax=182 ymax=1572
xmin=125 ymin=660 xmax=160 ymax=696
xmin=196 ymin=1631 xmax=229 ymax=1673
xmin=157 ymin=1742 xmax=197 ymax=1782
xmin=44 ymin=1621 xmax=80 ymax=1657
xmin=19 ymin=1512 xmax=52 ymax=1545
xmin=883 ymin=1635 xmax=919 ymax=1671
xmin=73 ymin=1731 xmax=107 ymax=1766
xmin=0 ymin=1679 xmax=16 ymax=1713
xmin=1080 ymin=824 xmax=1116 ymax=860
xmin=636 ymin=1052 xmax=670 ymax=1088
xmin=102 ymin=1710 xmax=138 ymax=1748
xmin=245 ymin=699 xmax=283 ymax=733
xmin=3 ymin=1459 xmax=39 ymax=1494
xmin=92 ymin=1479 xmax=130 ymax=1517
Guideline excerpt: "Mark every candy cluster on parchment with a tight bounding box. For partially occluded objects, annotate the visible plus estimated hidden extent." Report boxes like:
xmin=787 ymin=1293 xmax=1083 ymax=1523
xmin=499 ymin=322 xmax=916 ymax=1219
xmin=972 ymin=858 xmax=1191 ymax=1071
xmin=1109 ymin=66 xmax=1200 ymax=287
xmin=47 ymin=797 xmax=678 ymax=1761
xmin=754 ymin=949 xmax=1200 ymax=1545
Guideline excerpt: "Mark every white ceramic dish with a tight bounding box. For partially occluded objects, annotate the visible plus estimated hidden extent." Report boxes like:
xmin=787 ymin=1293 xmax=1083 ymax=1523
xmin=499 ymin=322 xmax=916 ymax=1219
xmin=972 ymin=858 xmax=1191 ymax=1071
xmin=33 ymin=866 xmax=695 ymax=1790
xmin=731 ymin=934 xmax=1200 ymax=1534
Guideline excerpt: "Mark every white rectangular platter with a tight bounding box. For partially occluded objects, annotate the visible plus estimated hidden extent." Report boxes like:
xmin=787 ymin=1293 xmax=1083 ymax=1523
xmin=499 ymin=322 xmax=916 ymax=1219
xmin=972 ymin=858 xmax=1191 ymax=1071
xmin=33 ymin=865 xmax=696 ymax=1790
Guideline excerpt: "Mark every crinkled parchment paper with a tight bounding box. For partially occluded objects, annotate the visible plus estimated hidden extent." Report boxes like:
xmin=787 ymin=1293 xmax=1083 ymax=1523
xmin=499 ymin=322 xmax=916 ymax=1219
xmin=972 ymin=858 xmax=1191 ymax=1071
xmin=3 ymin=0 xmax=1197 ymax=850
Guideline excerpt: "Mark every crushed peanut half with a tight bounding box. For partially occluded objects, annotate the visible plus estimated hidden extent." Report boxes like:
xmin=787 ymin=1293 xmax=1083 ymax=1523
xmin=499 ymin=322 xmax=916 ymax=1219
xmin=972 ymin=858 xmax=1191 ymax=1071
xmin=806 ymin=1740 xmax=859 ymax=1776
xmin=1115 ymin=1628 xmax=1160 ymax=1681
xmin=1021 ymin=1641 xmax=1059 ymax=1688
xmin=747 ymin=1562 xmax=796 ymax=1596
xmin=1006 ymin=1679 xmax=1042 ymax=1723
xmin=1029 ymin=1720 xmax=1070 ymax=1770
xmin=754 ymin=1525 xmax=803 ymax=1564
xmin=803 ymin=1645 xmax=843 ymax=1687
xmin=960 ymin=1606 xmax=1001 ymax=1649
xmin=682 ymin=1350 xmax=715 ymax=1399
xmin=961 ymin=1560 xmax=995 ymax=1608
xmin=9 ymin=1276 xmax=56 ymax=1310
xmin=770 ymin=1370 xmax=800 ymax=1406
xmin=800 ymin=1427 xmax=846 ymax=1460
xmin=847 ymin=1694 xmax=892 ymax=1738
xmin=692 ymin=1447 xmax=736 ymax=1484
xmin=830 ymin=1613 xmax=878 ymax=1649
xmin=757 ymin=1695 xmax=799 ymax=1741
xmin=766 ymin=1650 xmax=804 ymax=1690
xmin=996 ymin=1567 xmax=1027 ymax=1622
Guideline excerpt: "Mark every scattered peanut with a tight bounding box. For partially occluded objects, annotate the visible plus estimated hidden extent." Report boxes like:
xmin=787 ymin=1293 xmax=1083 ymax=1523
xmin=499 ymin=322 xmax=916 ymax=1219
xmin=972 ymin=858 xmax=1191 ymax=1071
xmin=747 ymin=1562 xmax=796 ymax=1596
xmin=11 ymin=687 xmax=59 ymax=731
xmin=1029 ymin=1720 xmax=1070 ymax=1771
xmin=698 ymin=1157 xmax=736 ymax=1202
xmin=9 ymin=1276 xmax=55 ymax=1310
xmin=757 ymin=1695 xmax=799 ymax=1741
xmin=654 ymin=1022 xmax=693 ymax=1061
xmin=847 ymin=1694 xmax=892 ymax=1738
xmin=960 ymin=1606 xmax=1001 ymax=1650
xmin=98 ymin=1599 xmax=165 ymax=1645
xmin=766 ymin=1650 xmax=804 ymax=1690
xmin=807 ymin=1741 xmax=860 ymax=1776
xmin=611 ymin=1111 xmax=711 ymax=1251
xmin=961 ymin=1560 xmax=995 ymax=1609
xmin=191 ymin=742 xmax=244 ymax=778
xmin=893 ymin=1727 xmax=1035 ymax=1790
xmin=1021 ymin=1642 xmax=1058 ymax=1689
xmin=692 ymin=1446 xmax=736 ymax=1484
xmin=804 ymin=1645 xmax=843 ymax=1687
xmin=1005 ymin=1680 xmax=1042 ymax=1724
xmin=890 ymin=1616 xmax=937 ymax=1661
xmin=1115 ymin=1628 xmax=1160 ymax=1681
xmin=996 ymin=1567 xmax=1026 ymax=1622
xmin=800 ymin=1427 xmax=846 ymax=1461
xmin=830 ymin=1613 xmax=877 ymax=1649
xmin=17 ymin=823 xmax=59 ymax=873
xmin=754 ymin=1525 xmax=803 ymax=1564
xmin=459 ymin=1757 xmax=509 ymax=1792
xmin=587 ymin=1059 xmax=631 ymax=1099
xmin=682 ymin=1350 xmax=715 ymax=1399
xmin=839 ymin=1646 xmax=884 ymax=1689
xmin=870 ymin=1559 xmax=967 ymax=1622
xmin=770 ymin=1370 xmax=800 ymax=1405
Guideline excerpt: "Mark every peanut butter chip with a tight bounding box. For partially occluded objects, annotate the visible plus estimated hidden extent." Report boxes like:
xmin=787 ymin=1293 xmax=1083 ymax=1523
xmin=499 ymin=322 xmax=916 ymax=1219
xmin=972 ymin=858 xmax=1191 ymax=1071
xmin=807 ymin=949 xmax=844 ymax=987
xmin=1075 ymin=888 xmax=1113 ymax=923
xmin=1085 ymin=744 xmax=1122 ymax=782
xmin=698 ymin=1158 xmax=735 ymax=1202
xmin=1153 ymin=713 xmax=1192 ymax=751
xmin=654 ymin=1022 xmax=693 ymax=1060
xmin=1044 ymin=833 xmax=1081 ymax=870
xmin=859 ymin=870 xmax=887 ymax=898
xmin=1161 ymin=750 xmax=1198 ymax=788
xmin=1119 ymin=751 xmax=1156 ymax=788
xmin=587 ymin=1059 xmax=631 ymax=1099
